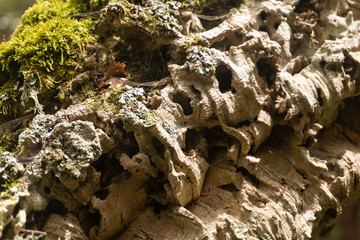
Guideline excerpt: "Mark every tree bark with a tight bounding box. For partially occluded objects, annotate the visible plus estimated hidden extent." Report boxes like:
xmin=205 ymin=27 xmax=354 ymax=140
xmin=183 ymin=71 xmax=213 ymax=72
xmin=0 ymin=0 xmax=360 ymax=239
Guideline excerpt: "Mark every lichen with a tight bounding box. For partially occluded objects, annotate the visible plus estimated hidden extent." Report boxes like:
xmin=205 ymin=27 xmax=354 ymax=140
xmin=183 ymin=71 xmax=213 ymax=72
xmin=39 ymin=120 xmax=102 ymax=179
xmin=186 ymin=46 xmax=217 ymax=75
xmin=98 ymin=1 xmax=182 ymax=37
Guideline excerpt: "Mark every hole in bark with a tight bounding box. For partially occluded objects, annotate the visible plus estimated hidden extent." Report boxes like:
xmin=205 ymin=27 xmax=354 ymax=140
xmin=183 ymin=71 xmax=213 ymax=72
xmin=256 ymin=58 xmax=277 ymax=87
xmin=203 ymin=126 xmax=228 ymax=147
xmin=113 ymin=121 xmax=139 ymax=157
xmin=294 ymin=167 xmax=308 ymax=180
xmin=233 ymin=117 xmax=257 ymax=128
xmin=82 ymin=209 xmax=101 ymax=235
xmin=172 ymin=92 xmax=193 ymax=115
xmin=216 ymin=63 xmax=235 ymax=93
xmin=354 ymin=174 xmax=359 ymax=191
xmin=211 ymin=32 xmax=245 ymax=51
xmin=208 ymin=146 xmax=228 ymax=164
xmin=259 ymin=11 xmax=269 ymax=21
xmin=198 ymin=17 xmax=225 ymax=31
xmin=203 ymin=125 xmax=235 ymax=164
xmin=294 ymin=0 xmax=315 ymax=13
xmin=211 ymin=38 xmax=231 ymax=51
xmin=127 ymin=133 xmax=140 ymax=158
xmin=0 ymin=223 xmax=12 ymax=240
xmin=235 ymin=120 xmax=251 ymax=128
xmin=152 ymin=137 xmax=165 ymax=157
xmin=184 ymin=129 xmax=201 ymax=154
xmin=112 ymin=40 xmax=171 ymax=82
xmin=191 ymin=85 xmax=200 ymax=95
xmin=207 ymin=114 xmax=219 ymax=121
xmin=95 ymin=188 xmax=110 ymax=200
xmin=327 ymin=163 xmax=344 ymax=177
xmin=200 ymin=0 xmax=244 ymax=25
xmin=152 ymin=200 xmax=169 ymax=214
xmin=43 ymin=98 xmax=62 ymax=115
xmin=116 ymin=119 xmax=124 ymax=130
xmin=92 ymin=155 xmax=108 ymax=172
xmin=44 ymin=199 xmax=68 ymax=215
xmin=343 ymin=52 xmax=359 ymax=80
xmin=300 ymin=184 xmax=308 ymax=193
xmin=25 ymin=199 xmax=68 ymax=231
xmin=258 ymin=25 xmax=269 ymax=34
xmin=236 ymin=167 xmax=260 ymax=188
xmin=12 ymin=204 xmax=20 ymax=218
xmin=44 ymin=186 xmax=51 ymax=194
xmin=93 ymin=155 xmax=123 ymax=189
xmin=320 ymin=60 xmax=327 ymax=69
xmin=218 ymin=183 xmax=239 ymax=192
xmin=147 ymin=175 xmax=169 ymax=209
xmin=324 ymin=208 xmax=337 ymax=219
xmin=303 ymin=136 xmax=315 ymax=148
xmin=316 ymin=88 xmax=324 ymax=106
xmin=274 ymin=22 xmax=280 ymax=30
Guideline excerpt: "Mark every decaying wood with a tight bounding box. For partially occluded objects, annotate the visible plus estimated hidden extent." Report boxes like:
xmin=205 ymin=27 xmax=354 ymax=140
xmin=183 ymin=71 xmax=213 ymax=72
xmin=0 ymin=0 xmax=360 ymax=239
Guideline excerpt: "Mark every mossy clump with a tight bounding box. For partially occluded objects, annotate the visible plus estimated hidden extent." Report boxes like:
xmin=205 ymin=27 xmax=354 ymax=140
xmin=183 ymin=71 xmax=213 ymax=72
xmin=0 ymin=0 xmax=97 ymax=117
xmin=1 ymin=177 xmax=22 ymax=199
xmin=0 ymin=129 xmax=23 ymax=154
xmin=69 ymin=0 xmax=110 ymax=12
xmin=0 ymin=152 xmax=24 ymax=199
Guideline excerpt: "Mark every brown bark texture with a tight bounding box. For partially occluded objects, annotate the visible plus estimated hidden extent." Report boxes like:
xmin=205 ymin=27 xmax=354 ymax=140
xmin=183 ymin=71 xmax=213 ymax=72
xmin=0 ymin=0 xmax=360 ymax=239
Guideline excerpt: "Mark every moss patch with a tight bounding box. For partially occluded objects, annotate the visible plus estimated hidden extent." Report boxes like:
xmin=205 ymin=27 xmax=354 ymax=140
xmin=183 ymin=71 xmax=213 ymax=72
xmin=0 ymin=0 xmax=97 ymax=117
xmin=0 ymin=129 xmax=23 ymax=155
xmin=1 ymin=176 xmax=22 ymax=199
xmin=69 ymin=0 xmax=110 ymax=12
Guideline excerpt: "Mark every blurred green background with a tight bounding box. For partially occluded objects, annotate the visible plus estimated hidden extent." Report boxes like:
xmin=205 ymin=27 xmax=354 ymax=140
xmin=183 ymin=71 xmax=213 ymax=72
xmin=0 ymin=0 xmax=35 ymax=41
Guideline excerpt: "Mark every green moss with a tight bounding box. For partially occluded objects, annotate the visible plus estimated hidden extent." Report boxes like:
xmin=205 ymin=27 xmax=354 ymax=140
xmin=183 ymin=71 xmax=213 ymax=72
xmin=87 ymin=96 xmax=110 ymax=114
xmin=1 ymin=176 xmax=22 ymax=199
xmin=177 ymin=0 xmax=207 ymax=11
xmin=106 ymin=86 xmax=128 ymax=104
xmin=0 ymin=128 xmax=23 ymax=155
xmin=69 ymin=0 xmax=110 ymax=12
xmin=14 ymin=0 xmax=73 ymax=34
xmin=0 ymin=81 xmax=17 ymax=116
xmin=0 ymin=0 xmax=97 ymax=117
xmin=184 ymin=35 xmax=210 ymax=52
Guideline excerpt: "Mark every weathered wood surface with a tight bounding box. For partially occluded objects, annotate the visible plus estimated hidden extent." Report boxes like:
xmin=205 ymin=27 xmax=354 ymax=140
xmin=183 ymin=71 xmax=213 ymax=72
xmin=0 ymin=0 xmax=360 ymax=239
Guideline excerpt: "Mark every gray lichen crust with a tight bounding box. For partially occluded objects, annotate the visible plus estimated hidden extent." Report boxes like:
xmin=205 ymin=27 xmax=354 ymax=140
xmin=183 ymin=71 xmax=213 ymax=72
xmin=0 ymin=0 xmax=360 ymax=239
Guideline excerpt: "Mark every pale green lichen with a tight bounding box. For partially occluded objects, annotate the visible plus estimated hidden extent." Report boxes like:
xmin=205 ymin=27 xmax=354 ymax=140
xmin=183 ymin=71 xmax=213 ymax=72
xmin=186 ymin=46 xmax=217 ymax=75
xmin=18 ymin=114 xmax=58 ymax=148
xmin=115 ymin=87 xmax=157 ymax=127
xmin=101 ymin=1 xmax=182 ymax=36
xmin=88 ymin=86 xmax=157 ymax=127
xmin=41 ymin=120 xmax=102 ymax=179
